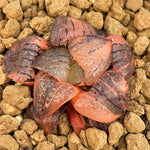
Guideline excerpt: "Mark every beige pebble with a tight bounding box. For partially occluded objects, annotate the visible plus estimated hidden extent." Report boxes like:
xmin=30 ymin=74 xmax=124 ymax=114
xmin=3 ymin=0 xmax=23 ymax=21
xmin=126 ymin=0 xmax=143 ymax=12
xmin=93 ymin=0 xmax=112 ymax=12
xmin=0 ymin=36 xmax=4 ymax=53
xmin=20 ymin=0 xmax=32 ymax=10
xmin=124 ymin=112 xmax=145 ymax=133
xmin=30 ymin=129 xmax=46 ymax=145
xmin=133 ymin=36 xmax=149 ymax=56
xmin=70 ymin=0 xmax=91 ymax=10
xmin=79 ymin=130 xmax=88 ymax=148
xmin=23 ymin=5 xmax=38 ymax=18
xmin=86 ymin=127 xmax=107 ymax=150
xmin=144 ymin=1 xmax=150 ymax=11
xmin=0 ymin=115 xmax=20 ymax=134
xmin=127 ymin=20 xmax=137 ymax=33
xmin=127 ymin=100 xmax=145 ymax=116
xmin=38 ymin=10 xmax=47 ymax=17
xmin=104 ymin=15 xmax=128 ymax=36
xmin=30 ymin=16 xmax=54 ymax=35
xmin=134 ymin=7 xmax=150 ymax=31
xmin=126 ymin=133 xmax=150 ymax=150
xmin=0 ymin=100 xmax=22 ymax=116
xmin=3 ymin=85 xmax=33 ymax=109
xmin=20 ymin=18 xmax=31 ymax=29
xmin=68 ymin=6 xmax=82 ymax=19
xmin=134 ymin=58 xmax=145 ymax=68
xmin=108 ymin=121 xmax=124 ymax=145
xmin=0 ymin=134 xmax=19 ymax=150
xmin=32 ymin=0 xmax=37 ymax=5
xmin=17 ymin=28 xmax=33 ymax=41
xmin=34 ymin=141 xmax=55 ymax=150
xmin=137 ymin=28 xmax=150 ymax=38
xmin=68 ymin=132 xmax=81 ymax=150
xmin=47 ymin=134 xmax=67 ymax=149
xmin=2 ymin=37 xmax=18 ymax=49
xmin=112 ymin=0 xmax=125 ymax=8
xmin=0 ymin=0 xmax=8 ymax=8
xmin=0 ymin=20 xmax=6 ymax=33
xmin=141 ymin=79 xmax=150 ymax=99
xmin=0 ymin=66 xmax=10 ymax=85
xmin=58 ymin=113 xmax=72 ymax=136
xmin=144 ymin=104 xmax=150 ymax=121
xmin=20 ymin=119 xmax=38 ymax=135
xmin=126 ymin=31 xmax=137 ymax=47
xmin=108 ymin=4 xmax=125 ymax=21
xmin=1 ymin=19 xmax=20 ymax=38
xmin=121 ymin=13 xmax=131 ymax=26
xmin=85 ymin=11 xmax=103 ymax=30
xmin=45 ymin=0 xmax=69 ymax=17
xmin=135 ymin=94 xmax=146 ymax=105
xmin=14 ymin=130 xmax=32 ymax=148
xmin=38 ymin=0 xmax=45 ymax=10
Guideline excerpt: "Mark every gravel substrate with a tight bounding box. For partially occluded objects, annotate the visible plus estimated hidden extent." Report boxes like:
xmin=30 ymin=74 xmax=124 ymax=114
xmin=0 ymin=0 xmax=150 ymax=150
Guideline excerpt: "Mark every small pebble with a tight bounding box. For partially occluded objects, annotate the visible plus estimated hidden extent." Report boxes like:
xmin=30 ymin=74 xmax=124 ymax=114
xmin=20 ymin=0 xmax=33 ymax=10
xmin=68 ymin=132 xmax=82 ymax=150
xmin=3 ymin=0 xmax=23 ymax=21
xmin=101 ymin=143 xmax=114 ymax=150
xmin=127 ymin=100 xmax=145 ymax=116
xmin=70 ymin=0 xmax=91 ymax=10
xmin=0 ymin=100 xmax=22 ymax=116
xmin=146 ymin=130 xmax=150 ymax=140
xmin=126 ymin=31 xmax=137 ymax=47
xmin=104 ymin=15 xmax=128 ymax=36
xmin=30 ymin=16 xmax=54 ymax=35
xmin=93 ymin=0 xmax=112 ymax=12
xmin=1 ymin=19 xmax=20 ymax=38
xmin=0 ymin=66 xmax=10 ymax=85
xmin=68 ymin=6 xmax=82 ymax=19
xmin=126 ymin=0 xmax=143 ymax=12
xmin=86 ymin=11 xmax=103 ymax=30
xmin=14 ymin=130 xmax=32 ymax=148
xmin=79 ymin=130 xmax=89 ymax=148
xmin=20 ymin=119 xmax=38 ymax=135
xmin=141 ymin=79 xmax=150 ymax=99
xmin=134 ymin=7 xmax=150 ymax=31
xmin=58 ymin=113 xmax=72 ymax=135
xmin=0 ymin=115 xmax=20 ymax=134
xmin=126 ymin=133 xmax=150 ymax=150
xmin=108 ymin=4 xmax=125 ymax=21
xmin=34 ymin=141 xmax=55 ymax=150
xmin=2 ymin=37 xmax=18 ymax=49
xmin=124 ymin=112 xmax=145 ymax=133
xmin=108 ymin=121 xmax=124 ymax=145
xmin=3 ymin=85 xmax=33 ymax=110
xmin=0 ymin=134 xmax=19 ymax=150
xmin=86 ymin=127 xmax=107 ymax=150
xmin=47 ymin=134 xmax=67 ymax=149
xmin=0 ymin=0 xmax=8 ymax=8
xmin=17 ymin=28 xmax=33 ymax=41
xmin=133 ymin=35 xmax=149 ymax=56
xmin=121 ymin=13 xmax=131 ymax=26
xmin=137 ymin=28 xmax=150 ymax=38
xmin=30 ymin=129 xmax=46 ymax=144
xmin=45 ymin=0 xmax=70 ymax=17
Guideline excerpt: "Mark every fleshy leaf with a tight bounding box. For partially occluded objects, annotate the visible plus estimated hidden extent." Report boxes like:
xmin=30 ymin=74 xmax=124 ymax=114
xmin=33 ymin=48 xmax=71 ymax=83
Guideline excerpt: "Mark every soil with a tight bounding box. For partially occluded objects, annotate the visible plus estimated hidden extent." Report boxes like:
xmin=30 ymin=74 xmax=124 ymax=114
xmin=0 ymin=0 xmax=150 ymax=150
